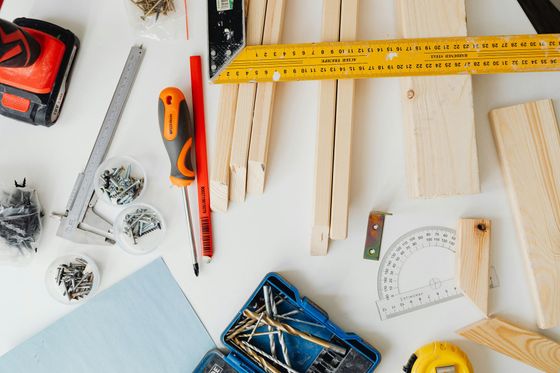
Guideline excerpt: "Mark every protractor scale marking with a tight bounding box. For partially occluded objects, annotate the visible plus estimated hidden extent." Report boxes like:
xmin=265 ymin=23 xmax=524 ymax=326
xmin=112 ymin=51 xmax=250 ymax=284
xmin=376 ymin=226 xmax=461 ymax=321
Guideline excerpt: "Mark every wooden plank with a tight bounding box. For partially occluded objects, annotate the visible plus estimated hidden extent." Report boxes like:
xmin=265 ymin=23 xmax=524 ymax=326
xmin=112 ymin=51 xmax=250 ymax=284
xmin=489 ymin=99 xmax=560 ymax=329
xmin=209 ymin=0 xmax=250 ymax=211
xmin=396 ymin=0 xmax=480 ymax=198
xmin=455 ymin=218 xmax=491 ymax=315
xmin=210 ymin=84 xmax=239 ymax=212
xmin=311 ymin=0 xmax=341 ymax=256
xmin=457 ymin=317 xmax=560 ymax=372
xmin=247 ymin=0 xmax=287 ymax=195
xmin=330 ymin=0 xmax=359 ymax=240
xmin=229 ymin=0 xmax=268 ymax=202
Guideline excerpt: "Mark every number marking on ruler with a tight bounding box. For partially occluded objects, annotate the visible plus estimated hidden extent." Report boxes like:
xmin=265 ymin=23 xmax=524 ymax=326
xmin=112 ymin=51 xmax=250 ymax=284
xmin=213 ymin=34 xmax=560 ymax=83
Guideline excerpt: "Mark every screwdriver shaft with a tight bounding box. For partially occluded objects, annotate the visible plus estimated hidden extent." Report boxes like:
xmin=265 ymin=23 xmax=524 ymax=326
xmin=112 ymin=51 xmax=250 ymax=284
xmin=182 ymin=187 xmax=199 ymax=276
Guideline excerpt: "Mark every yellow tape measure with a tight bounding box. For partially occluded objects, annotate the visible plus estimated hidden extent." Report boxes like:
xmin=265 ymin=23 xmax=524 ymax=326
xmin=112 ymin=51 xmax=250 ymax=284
xmin=213 ymin=34 xmax=560 ymax=84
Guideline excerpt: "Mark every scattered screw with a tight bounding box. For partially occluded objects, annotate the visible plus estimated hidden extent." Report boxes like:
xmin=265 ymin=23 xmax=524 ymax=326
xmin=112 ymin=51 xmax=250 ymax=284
xmin=130 ymin=0 xmax=176 ymax=21
xmin=0 ymin=187 xmax=42 ymax=257
xmin=123 ymin=208 xmax=162 ymax=245
xmin=55 ymin=258 xmax=95 ymax=301
xmin=99 ymin=166 xmax=144 ymax=205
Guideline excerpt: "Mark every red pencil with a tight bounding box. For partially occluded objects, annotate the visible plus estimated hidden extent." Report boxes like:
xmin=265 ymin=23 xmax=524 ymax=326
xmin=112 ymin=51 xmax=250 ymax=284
xmin=190 ymin=55 xmax=213 ymax=262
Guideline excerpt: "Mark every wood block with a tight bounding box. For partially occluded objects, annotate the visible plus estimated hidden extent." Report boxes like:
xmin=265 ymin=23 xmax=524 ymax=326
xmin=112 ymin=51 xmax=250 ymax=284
xmin=330 ymin=0 xmax=359 ymax=240
xmin=210 ymin=84 xmax=239 ymax=212
xmin=489 ymin=99 xmax=560 ymax=329
xmin=457 ymin=317 xmax=560 ymax=372
xmin=229 ymin=0 xmax=268 ymax=202
xmin=396 ymin=0 xmax=480 ymax=198
xmin=311 ymin=0 xmax=341 ymax=256
xmin=247 ymin=0 xmax=287 ymax=194
xmin=455 ymin=218 xmax=491 ymax=315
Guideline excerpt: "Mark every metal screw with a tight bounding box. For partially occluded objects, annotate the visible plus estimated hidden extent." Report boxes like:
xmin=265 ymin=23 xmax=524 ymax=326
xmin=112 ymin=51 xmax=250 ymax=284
xmin=99 ymin=164 xmax=144 ymax=205
xmin=122 ymin=208 xmax=162 ymax=245
xmin=55 ymin=258 xmax=94 ymax=301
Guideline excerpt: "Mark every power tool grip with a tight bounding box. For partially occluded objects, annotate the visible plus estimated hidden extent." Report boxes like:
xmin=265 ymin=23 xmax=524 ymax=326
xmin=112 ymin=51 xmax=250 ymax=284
xmin=0 ymin=18 xmax=41 ymax=67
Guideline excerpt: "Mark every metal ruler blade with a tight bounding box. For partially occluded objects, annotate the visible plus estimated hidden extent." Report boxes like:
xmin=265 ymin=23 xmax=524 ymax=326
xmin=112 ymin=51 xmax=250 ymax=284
xmin=57 ymin=45 xmax=145 ymax=244
xmin=212 ymin=33 xmax=560 ymax=83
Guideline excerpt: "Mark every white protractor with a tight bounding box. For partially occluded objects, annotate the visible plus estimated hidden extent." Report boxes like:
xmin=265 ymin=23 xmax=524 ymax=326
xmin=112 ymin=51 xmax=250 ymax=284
xmin=376 ymin=226 xmax=499 ymax=321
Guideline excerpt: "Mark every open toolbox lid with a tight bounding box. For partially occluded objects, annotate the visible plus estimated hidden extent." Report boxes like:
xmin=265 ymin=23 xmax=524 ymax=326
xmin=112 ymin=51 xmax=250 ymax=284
xmin=194 ymin=273 xmax=381 ymax=373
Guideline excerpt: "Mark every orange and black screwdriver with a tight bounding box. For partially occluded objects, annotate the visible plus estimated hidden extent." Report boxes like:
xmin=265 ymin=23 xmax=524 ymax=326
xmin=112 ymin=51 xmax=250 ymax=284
xmin=158 ymin=87 xmax=199 ymax=276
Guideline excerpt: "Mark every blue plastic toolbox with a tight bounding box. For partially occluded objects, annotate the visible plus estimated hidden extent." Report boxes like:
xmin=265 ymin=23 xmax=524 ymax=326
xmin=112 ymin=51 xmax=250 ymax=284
xmin=194 ymin=273 xmax=381 ymax=373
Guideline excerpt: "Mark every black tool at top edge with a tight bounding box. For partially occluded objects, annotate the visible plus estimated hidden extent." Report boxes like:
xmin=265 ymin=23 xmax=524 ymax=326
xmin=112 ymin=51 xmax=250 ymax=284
xmin=517 ymin=0 xmax=560 ymax=34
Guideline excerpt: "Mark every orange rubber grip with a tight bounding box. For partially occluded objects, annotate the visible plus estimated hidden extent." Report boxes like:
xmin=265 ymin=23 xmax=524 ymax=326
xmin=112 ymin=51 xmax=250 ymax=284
xmin=158 ymin=87 xmax=195 ymax=187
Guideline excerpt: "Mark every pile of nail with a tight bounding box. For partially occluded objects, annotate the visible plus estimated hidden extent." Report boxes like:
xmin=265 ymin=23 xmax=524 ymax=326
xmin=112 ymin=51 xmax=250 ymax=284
xmin=225 ymin=285 xmax=347 ymax=373
xmin=0 ymin=188 xmax=42 ymax=257
xmin=98 ymin=165 xmax=144 ymax=205
xmin=123 ymin=208 xmax=162 ymax=245
xmin=130 ymin=0 xmax=176 ymax=21
xmin=55 ymin=258 xmax=95 ymax=302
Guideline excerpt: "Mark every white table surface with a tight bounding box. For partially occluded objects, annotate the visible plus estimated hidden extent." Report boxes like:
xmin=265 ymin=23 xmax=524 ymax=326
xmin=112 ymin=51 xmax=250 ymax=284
xmin=1 ymin=0 xmax=559 ymax=372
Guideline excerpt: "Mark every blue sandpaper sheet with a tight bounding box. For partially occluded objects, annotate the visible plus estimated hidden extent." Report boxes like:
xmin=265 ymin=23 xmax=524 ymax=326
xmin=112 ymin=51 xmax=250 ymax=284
xmin=0 ymin=258 xmax=215 ymax=373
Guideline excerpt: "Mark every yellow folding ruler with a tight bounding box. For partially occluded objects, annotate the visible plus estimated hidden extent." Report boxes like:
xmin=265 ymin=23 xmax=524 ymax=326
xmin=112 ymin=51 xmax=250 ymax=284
xmin=211 ymin=34 xmax=560 ymax=84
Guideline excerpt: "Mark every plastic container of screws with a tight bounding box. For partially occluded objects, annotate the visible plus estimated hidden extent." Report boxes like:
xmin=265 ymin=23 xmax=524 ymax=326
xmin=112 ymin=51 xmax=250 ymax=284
xmin=123 ymin=0 xmax=187 ymax=40
xmin=193 ymin=273 xmax=382 ymax=373
xmin=114 ymin=204 xmax=166 ymax=255
xmin=45 ymin=254 xmax=100 ymax=305
xmin=94 ymin=156 xmax=146 ymax=206
xmin=0 ymin=186 xmax=43 ymax=265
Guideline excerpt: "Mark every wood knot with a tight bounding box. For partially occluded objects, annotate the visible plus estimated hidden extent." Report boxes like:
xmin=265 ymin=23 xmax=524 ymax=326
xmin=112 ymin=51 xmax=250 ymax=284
xmin=407 ymin=89 xmax=415 ymax=99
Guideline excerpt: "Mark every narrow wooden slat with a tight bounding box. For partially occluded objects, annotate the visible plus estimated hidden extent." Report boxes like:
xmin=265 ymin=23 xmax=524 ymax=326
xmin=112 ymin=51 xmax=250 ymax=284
xmin=210 ymin=84 xmax=239 ymax=212
xmin=247 ymin=0 xmax=287 ymax=194
xmin=396 ymin=0 xmax=480 ymax=198
xmin=311 ymin=0 xmax=341 ymax=256
xmin=330 ymin=0 xmax=359 ymax=240
xmin=229 ymin=0 xmax=268 ymax=202
xmin=456 ymin=218 xmax=491 ymax=315
xmin=457 ymin=317 xmax=560 ymax=372
xmin=210 ymin=0 xmax=252 ymax=211
xmin=490 ymin=99 xmax=560 ymax=329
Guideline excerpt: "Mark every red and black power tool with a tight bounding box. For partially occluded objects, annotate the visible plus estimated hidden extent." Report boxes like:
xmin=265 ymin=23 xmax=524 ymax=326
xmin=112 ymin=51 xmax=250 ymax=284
xmin=0 ymin=17 xmax=79 ymax=126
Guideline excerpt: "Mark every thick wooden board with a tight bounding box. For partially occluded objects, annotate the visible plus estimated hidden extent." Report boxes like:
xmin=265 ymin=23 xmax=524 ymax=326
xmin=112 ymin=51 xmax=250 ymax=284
xmin=456 ymin=218 xmax=491 ymax=315
xmin=490 ymin=99 xmax=560 ymax=329
xmin=457 ymin=317 xmax=560 ymax=372
xmin=211 ymin=84 xmax=239 ymax=212
xmin=311 ymin=0 xmax=341 ymax=256
xmin=330 ymin=0 xmax=359 ymax=240
xmin=247 ymin=0 xmax=287 ymax=195
xmin=396 ymin=0 xmax=480 ymax=198
xmin=229 ymin=0 xmax=268 ymax=202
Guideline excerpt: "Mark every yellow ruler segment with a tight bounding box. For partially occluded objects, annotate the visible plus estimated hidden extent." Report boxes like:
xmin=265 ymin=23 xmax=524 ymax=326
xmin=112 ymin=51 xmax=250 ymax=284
xmin=213 ymin=34 xmax=560 ymax=84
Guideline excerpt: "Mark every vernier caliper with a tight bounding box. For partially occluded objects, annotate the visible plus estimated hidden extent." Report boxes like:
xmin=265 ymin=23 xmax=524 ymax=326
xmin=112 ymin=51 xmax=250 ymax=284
xmin=55 ymin=46 xmax=144 ymax=245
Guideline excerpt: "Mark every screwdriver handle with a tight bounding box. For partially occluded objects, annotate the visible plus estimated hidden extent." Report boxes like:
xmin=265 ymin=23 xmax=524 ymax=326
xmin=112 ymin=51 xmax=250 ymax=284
xmin=158 ymin=87 xmax=195 ymax=187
